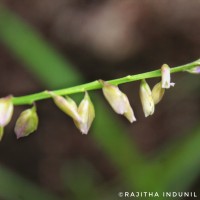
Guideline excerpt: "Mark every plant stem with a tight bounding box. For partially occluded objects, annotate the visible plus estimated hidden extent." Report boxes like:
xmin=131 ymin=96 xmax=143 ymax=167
xmin=12 ymin=59 xmax=200 ymax=106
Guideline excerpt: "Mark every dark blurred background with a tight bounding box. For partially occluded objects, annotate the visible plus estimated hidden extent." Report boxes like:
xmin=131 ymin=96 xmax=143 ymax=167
xmin=0 ymin=0 xmax=200 ymax=200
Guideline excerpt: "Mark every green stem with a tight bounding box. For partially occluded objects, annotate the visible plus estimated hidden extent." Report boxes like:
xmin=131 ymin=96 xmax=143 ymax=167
xmin=12 ymin=59 xmax=200 ymax=106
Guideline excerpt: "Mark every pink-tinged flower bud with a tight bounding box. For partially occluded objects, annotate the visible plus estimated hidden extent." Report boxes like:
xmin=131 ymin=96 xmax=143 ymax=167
xmin=49 ymin=92 xmax=82 ymax=123
xmin=74 ymin=92 xmax=95 ymax=134
xmin=186 ymin=66 xmax=200 ymax=74
xmin=139 ymin=79 xmax=155 ymax=117
xmin=14 ymin=105 xmax=39 ymax=139
xmin=0 ymin=95 xmax=14 ymax=140
xmin=0 ymin=95 xmax=14 ymax=127
xmin=100 ymin=80 xmax=136 ymax=123
xmin=152 ymin=82 xmax=165 ymax=104
xmin=161 ymin=64 xmax=175 ymax=89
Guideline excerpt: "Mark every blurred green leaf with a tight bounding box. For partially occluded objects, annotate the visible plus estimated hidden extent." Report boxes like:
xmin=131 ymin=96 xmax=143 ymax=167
xmin=0 ymin=165 xmax=61 ymax=200
xmin=0 ymin=6 xmax=82 ymax=89
xmin=61 ymin=160 xmax=101 ymax=200
xmin=154 ymin=126 xmax=200 ymax=192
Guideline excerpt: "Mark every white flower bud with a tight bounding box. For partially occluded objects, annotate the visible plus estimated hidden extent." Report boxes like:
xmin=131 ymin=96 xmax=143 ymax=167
xmin=152 ymin=82 xmax=165 ymax=104
xmin=161 ymin=64 xmax=175 ymax=89
xmin=49 ymin=92 xmax=82 ymax=123
xmin=74 ymin=92 xmax=95 ymax=134
xmin=139 ymin=79 xmax=155 ymax=117
xmin=14 ymin=105 xmax=39 ymax=139
xmin=0 ymin=95 xmax=14 ymax=140
xmin=0 ymin=95 xmax=14 ymax=127
xmin=100 ymin=80 xmax=136 ymax=123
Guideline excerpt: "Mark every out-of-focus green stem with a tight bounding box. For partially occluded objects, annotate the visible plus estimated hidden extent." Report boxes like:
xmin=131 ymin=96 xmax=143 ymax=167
xmin=12 ymin=59 xmax=200 ymax=105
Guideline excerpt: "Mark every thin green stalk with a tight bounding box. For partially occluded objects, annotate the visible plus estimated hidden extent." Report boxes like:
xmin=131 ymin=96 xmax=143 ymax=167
xmin=12 ymin=59 xmax=200 ymax=106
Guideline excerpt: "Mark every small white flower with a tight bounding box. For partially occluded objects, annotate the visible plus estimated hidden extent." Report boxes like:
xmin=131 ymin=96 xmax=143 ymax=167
xmin=161 ymin=64 xmax=175 ymax=89
xmin=49 ymin=92 xmax=82 ymax=122
xmin=100 ymin=80 xmax=136 ymax=123
xmin=74 ymin=92 xmax=95 ymax=134
xmin=0 ymin=95 xmax=14 ymax=140
xmin=0 ymin=95 xmax=14 ymax=127
xmin=139 ymin=79 xmax=155 ymax=117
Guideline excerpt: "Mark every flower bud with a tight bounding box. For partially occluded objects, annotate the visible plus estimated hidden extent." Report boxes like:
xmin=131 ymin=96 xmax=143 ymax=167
xmin=0 ymin=95 xmax=14 ymax=140
xmin=100 ymin=80 xmax=136 ymax=123
xmin=161 ymin=64 xmax=175 ymax=89
xmin=139 ymin=79 xmax=155 ymax=117
xmin=74 ymin=92 xmax=95 ymax=134
xmin=152 ymin=82 xmax=165 ymax=104
xmin=186 ymin=66 xmax=200 ymax=74
xmin=49 ymin=92 xmax=81 ymax=122
xmin=0 ymin=95 xmax=14 ymax=127
xmin=14 ymin=105 xmax=39 ymax=139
